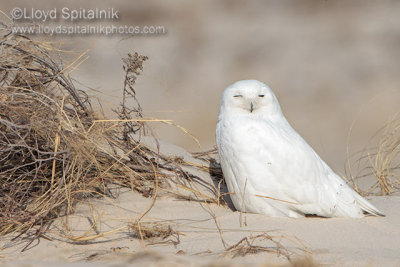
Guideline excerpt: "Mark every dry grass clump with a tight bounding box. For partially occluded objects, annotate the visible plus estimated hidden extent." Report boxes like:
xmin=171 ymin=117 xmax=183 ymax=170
xmin=0 ymin=33 xmax=106 ymax=237
xmin=223 ymin=233 xmax=309 ymax=262
xmin=129 ymin=221 xmax=180 ymax=247
xmin=224 ymin=234 xmax=290 ymax=258
xmin=347 ymin=117 xmax=400 ymax=195
xmin=0 ymin=28 xmax=219 ymax=246
xmin=367 ymin=117 xmax=400 ymax=195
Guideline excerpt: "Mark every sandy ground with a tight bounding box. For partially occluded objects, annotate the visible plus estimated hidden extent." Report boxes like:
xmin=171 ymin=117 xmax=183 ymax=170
xmin=1 ymin=142 xmax=399 ymax=267
xmin=0 ymin=191 xmax=398 ymax=266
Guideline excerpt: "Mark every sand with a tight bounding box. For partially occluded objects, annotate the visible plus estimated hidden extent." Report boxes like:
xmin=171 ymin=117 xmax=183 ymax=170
xmin=1 ymin=142 xmax=399 ymax=267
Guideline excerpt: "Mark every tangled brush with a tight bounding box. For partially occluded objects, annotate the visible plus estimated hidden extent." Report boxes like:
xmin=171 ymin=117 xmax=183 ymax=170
xmin=0 ymin=29 xmax=221 ymax=246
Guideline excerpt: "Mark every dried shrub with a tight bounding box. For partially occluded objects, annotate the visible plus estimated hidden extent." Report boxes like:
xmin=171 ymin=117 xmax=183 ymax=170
xmin=0 ymin=28 xmax=219 ymax=247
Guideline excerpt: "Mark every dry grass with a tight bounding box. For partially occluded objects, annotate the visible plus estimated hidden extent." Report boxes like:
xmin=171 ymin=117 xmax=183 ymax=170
xmin=129 ymin=221 xmax=181 ymax=247
xmin=224 ymin=234 xmax=290 ymax=258
xmin=367 ymin=117 xmax=400 ymax=195
xmin=347 ymin=117 xmax=400 ymax=195
xmin=0 ymin=27 xmax=220 ymax=249
xmin=222 ymin=233 xmax=310 ymax=261
xmin=0 ymin=32 xmax=108 ymax=239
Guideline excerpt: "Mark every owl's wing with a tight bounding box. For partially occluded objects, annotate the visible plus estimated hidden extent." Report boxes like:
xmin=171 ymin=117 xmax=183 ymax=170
xmin=247 ymin=120 xmax=335 ymax=203
xmin=218 ymin=117 xmax=383 ymax=217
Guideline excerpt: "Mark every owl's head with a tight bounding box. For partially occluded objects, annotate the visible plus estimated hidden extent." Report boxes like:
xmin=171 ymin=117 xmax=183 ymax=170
xmin=218 ymin=80 xmax=283 ymax=119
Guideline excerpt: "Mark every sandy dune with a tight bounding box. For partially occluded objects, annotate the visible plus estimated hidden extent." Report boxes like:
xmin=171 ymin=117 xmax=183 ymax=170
xmin=1 ymin=142 xmax=399 ymax=267
xmin=1 ymin=191 xmax=398 ymax=266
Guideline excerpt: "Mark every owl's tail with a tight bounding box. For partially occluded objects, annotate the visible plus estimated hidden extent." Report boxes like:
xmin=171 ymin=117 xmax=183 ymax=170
xmin=354 ymin=192 xmax=385 ymax=217
xmin=332 ymin=173 xmax=385 ymax=218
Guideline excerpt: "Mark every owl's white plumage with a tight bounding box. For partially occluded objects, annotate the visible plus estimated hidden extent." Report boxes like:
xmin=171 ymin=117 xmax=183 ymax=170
xmin=216 ymin=80 xmax=384 ymax=218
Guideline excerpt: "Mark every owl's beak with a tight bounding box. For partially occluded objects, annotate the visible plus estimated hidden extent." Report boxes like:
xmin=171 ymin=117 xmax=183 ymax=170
xmin=250 ymin=102 xmax=254 ymax=113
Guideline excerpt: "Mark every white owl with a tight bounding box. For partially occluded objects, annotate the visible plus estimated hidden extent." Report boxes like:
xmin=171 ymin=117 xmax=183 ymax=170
xmin=216 ymin=80 xmax=384 ymax=218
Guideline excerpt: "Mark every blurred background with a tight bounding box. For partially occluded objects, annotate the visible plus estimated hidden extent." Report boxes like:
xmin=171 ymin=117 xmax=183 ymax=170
xmin=2 ymin=0 xmax=400 ymax=175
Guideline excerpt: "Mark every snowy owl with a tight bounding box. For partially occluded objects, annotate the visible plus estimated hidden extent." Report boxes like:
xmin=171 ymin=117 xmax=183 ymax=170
xmin=216 ymin=80 xmax=384 ymax=218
